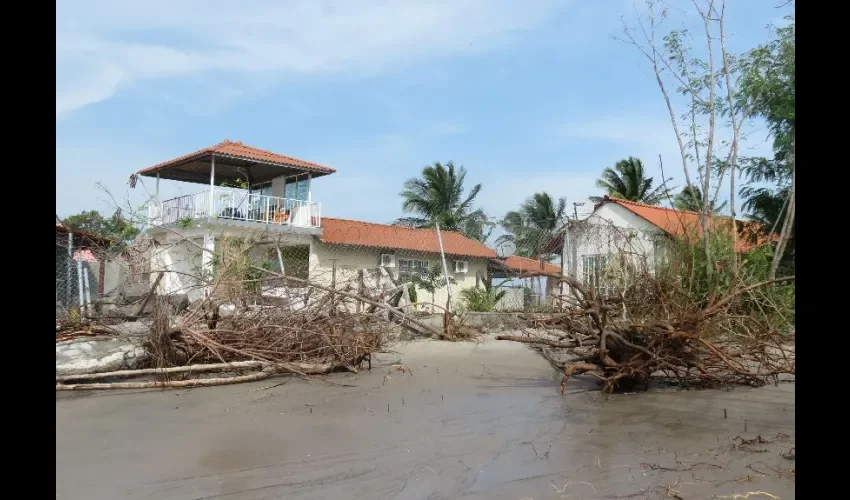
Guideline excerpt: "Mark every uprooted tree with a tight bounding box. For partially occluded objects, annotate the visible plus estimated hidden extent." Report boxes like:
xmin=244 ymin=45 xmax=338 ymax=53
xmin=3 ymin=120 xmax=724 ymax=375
xmin=497 ymin=218 xmax=794 ymax=393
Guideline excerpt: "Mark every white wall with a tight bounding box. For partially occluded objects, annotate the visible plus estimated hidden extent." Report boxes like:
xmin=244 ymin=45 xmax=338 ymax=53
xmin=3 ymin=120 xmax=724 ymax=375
xmin=151 ymin=237 xmax=206 ymax=302
xmin=567 ymin=203 xmax=665 ymax=294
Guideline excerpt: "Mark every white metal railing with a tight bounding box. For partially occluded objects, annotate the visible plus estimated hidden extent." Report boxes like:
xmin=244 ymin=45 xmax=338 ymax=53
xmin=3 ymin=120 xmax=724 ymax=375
xmin=148 ymin=189 xmax=321 ymax=229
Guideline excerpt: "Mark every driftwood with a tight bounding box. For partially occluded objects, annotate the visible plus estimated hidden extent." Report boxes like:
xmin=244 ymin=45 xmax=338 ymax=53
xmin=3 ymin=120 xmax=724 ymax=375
xmin=498 ymin=273 xmax=795 ymax=393
xmin=245 ymin=265 xmax=440 ymax=338
xmin=55 ymin=360 xmax=362 ymax=390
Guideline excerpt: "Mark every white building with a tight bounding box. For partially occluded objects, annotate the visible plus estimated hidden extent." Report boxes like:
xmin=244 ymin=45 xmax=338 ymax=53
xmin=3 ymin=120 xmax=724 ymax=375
xmin=551 ymin=196 xmax=766 ymax=296
xmin=136 ymin=140 xmax=499 ymax=309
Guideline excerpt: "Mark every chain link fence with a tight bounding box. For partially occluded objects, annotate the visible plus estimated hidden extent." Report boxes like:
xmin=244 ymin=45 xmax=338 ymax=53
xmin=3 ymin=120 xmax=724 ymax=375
xmin=56 ymin=225 xmax=155 ymax=319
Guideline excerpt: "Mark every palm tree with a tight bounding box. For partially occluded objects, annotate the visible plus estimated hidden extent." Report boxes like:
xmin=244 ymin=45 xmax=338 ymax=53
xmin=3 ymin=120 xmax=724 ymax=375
xmin=394 ymin=161 xmax=491 ymax=240
xmin=593 ymin=157 xmax=672 ymax=205
xmin=674 ymin=186 xmax=727 ymax=213
xmin=496 ymin=192 xmax=567 ymax=258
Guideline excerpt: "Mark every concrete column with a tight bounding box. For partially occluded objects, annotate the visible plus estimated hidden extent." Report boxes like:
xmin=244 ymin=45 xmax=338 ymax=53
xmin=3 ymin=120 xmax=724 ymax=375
xmin=202 ymin=231 xmax=215 ymax=295
xmin=209 ymin=155 xmax=216 ymax=217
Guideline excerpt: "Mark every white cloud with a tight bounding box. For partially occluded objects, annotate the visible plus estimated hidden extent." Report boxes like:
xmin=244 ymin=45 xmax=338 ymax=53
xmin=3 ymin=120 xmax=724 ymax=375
xmin=56 ymin=0 xmax=563 ymax=119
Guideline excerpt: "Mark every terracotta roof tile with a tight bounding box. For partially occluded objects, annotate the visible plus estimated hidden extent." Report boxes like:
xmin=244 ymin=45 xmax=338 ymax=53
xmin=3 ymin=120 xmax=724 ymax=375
xmin=495 ymin=255 xmax=561 ymax=276
xmin=320 ymin=218 xmax=497 ymax=259
xmin=137 ymin=139 xmax=336 ymax=177
xmin=600 ymin=197 xmax=768 ymax=252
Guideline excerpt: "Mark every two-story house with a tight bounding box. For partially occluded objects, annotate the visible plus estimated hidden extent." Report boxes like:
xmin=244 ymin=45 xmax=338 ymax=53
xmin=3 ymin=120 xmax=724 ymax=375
xmin=135 ymin=140 xmax=498 ymax=307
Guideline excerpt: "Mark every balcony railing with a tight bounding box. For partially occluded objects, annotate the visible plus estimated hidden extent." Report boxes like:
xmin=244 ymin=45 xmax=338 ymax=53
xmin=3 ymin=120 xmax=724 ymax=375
xmin=148 ymin=189 xmax=321 ymax=229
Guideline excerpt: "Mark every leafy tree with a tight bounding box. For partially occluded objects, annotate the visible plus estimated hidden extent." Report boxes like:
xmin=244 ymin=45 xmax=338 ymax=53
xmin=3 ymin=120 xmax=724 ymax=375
xmin=674 ymin=186 xmax=727 ymax=213
xmin=409 ymin=264 xmax=456 ymax=311
xmin=496 ymin=192 xmax=566 ymax=258
xmin=593 ymin=157 xmax=672 ymax=205
xmin=63 ymin=210 xmax=140 ymax=245
xmin=737 ymin=15 xmax=795 ymax=276
xmin=394 ymin=161 xmax=491 ymax=241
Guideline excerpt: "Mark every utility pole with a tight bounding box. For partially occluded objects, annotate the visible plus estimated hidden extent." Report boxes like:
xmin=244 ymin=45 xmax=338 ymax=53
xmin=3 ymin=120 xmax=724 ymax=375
xmin=572 ymin=202 xmax=586 ymax=220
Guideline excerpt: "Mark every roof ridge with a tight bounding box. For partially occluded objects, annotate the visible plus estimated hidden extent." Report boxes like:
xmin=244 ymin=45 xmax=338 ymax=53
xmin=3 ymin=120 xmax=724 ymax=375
xmin=214 ymin=139 xmax=327 ymax=168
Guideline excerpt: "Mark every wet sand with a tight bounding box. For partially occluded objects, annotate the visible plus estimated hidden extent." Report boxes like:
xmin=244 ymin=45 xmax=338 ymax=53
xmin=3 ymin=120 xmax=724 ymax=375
xmin=56 ymin=336 xmax=795 ymax=499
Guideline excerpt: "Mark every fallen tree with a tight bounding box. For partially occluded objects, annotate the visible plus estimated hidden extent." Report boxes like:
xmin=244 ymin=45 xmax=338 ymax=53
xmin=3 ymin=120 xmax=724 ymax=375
xmin=498 ymin=273 xmax=795 ymax=393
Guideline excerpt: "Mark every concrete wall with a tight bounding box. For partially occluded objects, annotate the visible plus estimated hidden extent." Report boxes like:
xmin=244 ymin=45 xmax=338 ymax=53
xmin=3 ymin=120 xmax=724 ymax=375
xmin=87 ymin=258 xmax=129 ymax=296
xmin=151 ymin=236 xmax=206 ymax=302
xmin=406 ymin=311 xmax=568 ymax=337
xmin=494 ymin=287 xmax=524 ymax=311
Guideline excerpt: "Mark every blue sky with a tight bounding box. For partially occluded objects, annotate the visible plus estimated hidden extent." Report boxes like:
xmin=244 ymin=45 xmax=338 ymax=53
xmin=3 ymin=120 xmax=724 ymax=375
xmin=56 ymin=0 xmax=791 ymax=228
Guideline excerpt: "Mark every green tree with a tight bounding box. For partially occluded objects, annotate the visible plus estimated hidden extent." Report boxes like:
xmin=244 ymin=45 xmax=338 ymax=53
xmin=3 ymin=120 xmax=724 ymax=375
xmin=737 ymin=15 xmax=795 ymax=277
xmin=593 ymin=157 xmax=672 ymax=205
xmin=63 ymin=210 xmax=140 ymax=245
xmin=410 ymin=264 xmax=456 ymax=312
xmin=394 ymin=161 xmax=491 ymax=241
xmin=674 ymin=186 xmax=727 ymax=213
xmin=496 ymin=192 xmax=566 ymax=258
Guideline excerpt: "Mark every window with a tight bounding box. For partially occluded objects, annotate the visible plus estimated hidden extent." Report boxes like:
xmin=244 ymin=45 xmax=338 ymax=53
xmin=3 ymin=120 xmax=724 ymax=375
xmin=398 ymin=258 xmax=429 ymax=281
xmin=284 ymin=177 xmax=309 ymax=201
xmin=255 ymin=184 xmax=273 ymax=197
xmin=582 ymin=254 xmax=610 ymax=296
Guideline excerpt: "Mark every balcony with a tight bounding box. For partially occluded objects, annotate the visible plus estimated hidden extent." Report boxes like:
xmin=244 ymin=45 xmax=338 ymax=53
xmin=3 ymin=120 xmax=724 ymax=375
xmin=148 ymin=189 xmax=321 ymax=229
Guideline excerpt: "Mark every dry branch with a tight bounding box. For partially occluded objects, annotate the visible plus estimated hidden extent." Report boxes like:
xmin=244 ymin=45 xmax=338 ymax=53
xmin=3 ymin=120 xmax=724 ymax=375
xmin=498 ymin=272 xmax=795 ymax=393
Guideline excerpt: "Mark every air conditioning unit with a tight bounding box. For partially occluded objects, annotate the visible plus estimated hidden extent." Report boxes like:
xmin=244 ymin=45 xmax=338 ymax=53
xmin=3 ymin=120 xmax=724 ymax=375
xmin=380 ymin=254 xmax=396 ymax=268
xmin=454 ymin=260 xmax=469 ymax=273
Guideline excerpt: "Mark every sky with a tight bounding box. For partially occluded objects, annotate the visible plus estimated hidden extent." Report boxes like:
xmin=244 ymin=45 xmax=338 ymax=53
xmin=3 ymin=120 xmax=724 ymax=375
xmin=56 ymin=0 xmax=792 ymax=232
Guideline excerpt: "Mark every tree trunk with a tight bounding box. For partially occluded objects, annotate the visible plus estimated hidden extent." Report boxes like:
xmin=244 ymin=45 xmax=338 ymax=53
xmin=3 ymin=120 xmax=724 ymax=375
xmin=769 ymin=134 xmax=795 ymax=279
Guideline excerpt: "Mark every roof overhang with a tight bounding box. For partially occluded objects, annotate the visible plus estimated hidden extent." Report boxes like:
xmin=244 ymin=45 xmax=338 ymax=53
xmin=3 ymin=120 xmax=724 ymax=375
xmin=137 ymin=153 xmax=333 ymax=186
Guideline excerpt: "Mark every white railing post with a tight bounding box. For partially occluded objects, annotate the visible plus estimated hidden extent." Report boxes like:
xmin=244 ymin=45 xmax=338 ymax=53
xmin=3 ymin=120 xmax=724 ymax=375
xmin=209 ymin=155 xmax=216 ymax=218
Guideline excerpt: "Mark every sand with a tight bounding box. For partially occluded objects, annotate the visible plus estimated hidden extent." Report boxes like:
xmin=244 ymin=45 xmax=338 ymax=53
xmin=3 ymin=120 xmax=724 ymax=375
xmin=56 ymin=335 xmax=795 ymax=499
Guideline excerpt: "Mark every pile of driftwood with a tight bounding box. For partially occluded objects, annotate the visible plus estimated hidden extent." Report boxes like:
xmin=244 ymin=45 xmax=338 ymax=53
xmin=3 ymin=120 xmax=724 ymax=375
xmin=56 ymin=269 xmax=447 ymax=390
xmin=498 ymin=274 xmax=795 ymax=393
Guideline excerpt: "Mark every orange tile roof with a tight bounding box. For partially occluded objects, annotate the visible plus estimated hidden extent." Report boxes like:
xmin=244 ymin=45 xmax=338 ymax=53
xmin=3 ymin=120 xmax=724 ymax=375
xmin=599 ymin=197 xmax=768 ymax=252
xmin=320 ymin=218 xmax=497 ymax=259
xmin=137 ymin=139 xmax=336 ymax=177
xmin=495 ymin=255 xmax=561 ymax=276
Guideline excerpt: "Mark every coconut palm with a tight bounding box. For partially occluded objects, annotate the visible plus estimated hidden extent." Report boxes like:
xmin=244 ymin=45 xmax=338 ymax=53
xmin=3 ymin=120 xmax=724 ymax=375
xmin=496 ymin=192 xmax=567 ymax=258
xmin=674 ymin=185 xmax=727 ymax=213
xmin=593 ymin=157 xmax=672 ymax=205
xmin=394 ymin=161 xmax=491 ymax=241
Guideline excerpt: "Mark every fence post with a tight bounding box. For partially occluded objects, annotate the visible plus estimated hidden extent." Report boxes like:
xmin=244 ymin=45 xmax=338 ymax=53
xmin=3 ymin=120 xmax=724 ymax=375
xmin=66 ymin=232 xmax=73 ymax=307
xmin=76 ymin=259 xmax=85 ymax=312
xmin=98 ymin=257 xmax=106 ymax=297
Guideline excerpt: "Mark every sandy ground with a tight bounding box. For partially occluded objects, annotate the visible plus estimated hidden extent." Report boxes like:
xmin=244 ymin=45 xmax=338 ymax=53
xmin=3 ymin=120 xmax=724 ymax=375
xmin=56 ymin=335 xmax=795 ymax=500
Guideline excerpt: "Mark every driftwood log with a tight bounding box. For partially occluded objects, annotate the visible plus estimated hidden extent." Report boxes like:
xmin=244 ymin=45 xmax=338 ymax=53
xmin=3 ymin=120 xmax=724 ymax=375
xmin=55 ymin=360 xmax=362 ymax=391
